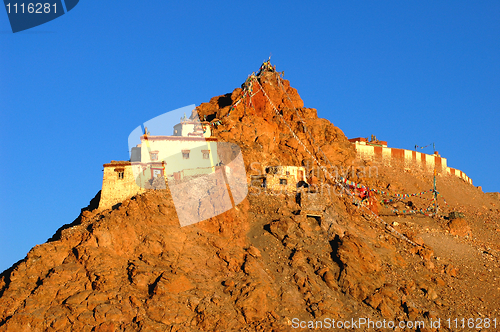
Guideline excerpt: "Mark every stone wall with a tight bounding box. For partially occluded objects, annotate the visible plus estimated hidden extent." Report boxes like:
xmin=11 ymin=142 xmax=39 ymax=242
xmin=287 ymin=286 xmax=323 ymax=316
xmin=349 ymin=138 xmax=473 ymax=185
xmin=139 ymin=136 xmax=218 ymax=175
xmin=266 ymin=174 xmax=299 ymax=193
xmin=177 ymin=166 xmax=218 ymax=181
xmin=99 ymin=163 xmax=225 ymax=210
xmin=98 ymin=161 xmax=145 ymax=210
xmin=264 ymin=166 xmax=306 ymax=193
xmin=446 ymin=167 xmax=473 ymax=184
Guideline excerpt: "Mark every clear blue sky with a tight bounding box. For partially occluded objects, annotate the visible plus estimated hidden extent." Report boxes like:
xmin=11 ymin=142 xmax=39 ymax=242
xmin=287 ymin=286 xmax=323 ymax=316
xmin=1 ymin=1 xmax=499 ymax=272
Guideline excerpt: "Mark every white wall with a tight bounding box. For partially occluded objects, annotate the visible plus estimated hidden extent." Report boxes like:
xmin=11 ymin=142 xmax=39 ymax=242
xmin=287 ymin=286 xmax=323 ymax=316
xmin=140 ymin=138 xmax=219 ymax=175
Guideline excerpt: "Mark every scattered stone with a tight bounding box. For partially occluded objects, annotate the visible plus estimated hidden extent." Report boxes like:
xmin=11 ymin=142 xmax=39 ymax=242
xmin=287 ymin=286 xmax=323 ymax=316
xmin=425 ymin=287 xmax=438 ymax=300
xmin=418 ymin=247 xmax=434 ymax=261
xmin=322 ymin=270 xmax=338 ymax=290
xmin=447 ymin=218 xmax=471 ymax=237
xmin=444 ymin=265 xmax=459 ymax=277
xmin=247 ymin=246 xmax=261 ymax=258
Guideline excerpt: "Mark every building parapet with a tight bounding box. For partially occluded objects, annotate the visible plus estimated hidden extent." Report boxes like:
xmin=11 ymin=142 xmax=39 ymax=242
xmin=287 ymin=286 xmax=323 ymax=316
xmin=349 ymin=137 xmax=388 ymax=147
xmin=350 ymin=139 xmax=473 ymax=185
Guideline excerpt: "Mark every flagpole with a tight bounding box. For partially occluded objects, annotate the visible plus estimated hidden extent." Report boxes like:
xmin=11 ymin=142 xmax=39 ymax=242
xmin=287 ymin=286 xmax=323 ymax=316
xmin=433 ymin=168 xmax=438 ymax=216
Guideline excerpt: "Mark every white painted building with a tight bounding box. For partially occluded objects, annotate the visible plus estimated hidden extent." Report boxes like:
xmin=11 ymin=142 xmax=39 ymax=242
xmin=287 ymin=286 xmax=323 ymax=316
xmin=130 ymin=118 xmax=219 ymax=184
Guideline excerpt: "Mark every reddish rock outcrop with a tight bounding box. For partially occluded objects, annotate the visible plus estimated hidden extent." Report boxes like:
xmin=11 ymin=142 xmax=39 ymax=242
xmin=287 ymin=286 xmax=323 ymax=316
xmin=196 ymin=70 xmax=356 ymax=171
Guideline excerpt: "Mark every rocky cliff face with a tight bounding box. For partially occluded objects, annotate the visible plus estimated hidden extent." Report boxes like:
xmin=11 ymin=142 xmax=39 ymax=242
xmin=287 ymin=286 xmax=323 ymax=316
xmin=196 ymin=70 xmax=356 ymax=173
xmin=1 ymin=66 xmax=499 ymax=332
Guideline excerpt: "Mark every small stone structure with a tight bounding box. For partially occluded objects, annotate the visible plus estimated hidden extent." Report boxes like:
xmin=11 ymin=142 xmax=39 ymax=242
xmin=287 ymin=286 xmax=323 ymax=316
xmin=251 ymin=165 xmax=306 ymax=193
xmin=99 ymin=161 xmax=147 ymax=210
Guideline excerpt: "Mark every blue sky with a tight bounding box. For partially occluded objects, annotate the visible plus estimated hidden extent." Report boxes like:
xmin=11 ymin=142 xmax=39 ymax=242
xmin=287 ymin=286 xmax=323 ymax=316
xmin=1 ymin=1 xmax=499 ymax=272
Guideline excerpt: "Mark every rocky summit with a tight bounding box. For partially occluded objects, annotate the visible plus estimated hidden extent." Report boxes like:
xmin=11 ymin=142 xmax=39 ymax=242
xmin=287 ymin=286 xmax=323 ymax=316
xmin=1 ymin=64 xmax=499 ymax=332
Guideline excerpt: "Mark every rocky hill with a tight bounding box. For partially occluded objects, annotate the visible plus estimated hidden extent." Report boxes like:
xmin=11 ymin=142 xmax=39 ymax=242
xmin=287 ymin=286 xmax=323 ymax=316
xmin=1 ymin=64 xmax=499 ymax=331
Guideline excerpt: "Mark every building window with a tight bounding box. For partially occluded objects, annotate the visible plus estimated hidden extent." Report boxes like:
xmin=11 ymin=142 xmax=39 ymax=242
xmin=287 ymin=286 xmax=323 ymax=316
xmin=202 ymin=150 xmax=210 ymax=159
xmin=280 ymin=178 xmax=288 ymax=185
xmin=114 ymin=167 xmax=125 ymax=180
xmin=150 ymin=151 xmax=158 ymax=161
xmin=182 ymin=150 xmax=190 ymax=159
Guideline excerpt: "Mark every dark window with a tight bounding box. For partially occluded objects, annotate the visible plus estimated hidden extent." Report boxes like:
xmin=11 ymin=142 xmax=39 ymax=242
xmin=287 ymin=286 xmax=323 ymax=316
xmin=182 ymin=151 xmax=190 ymax=159
xmin=118 ymin=172 xmax=124 ymax=179
xmin=280 ymin=178 xmax=288 ymax=185
xmin=203 ymin=152 xmax=210 ymax=159
xmin=150 ymin=152 xmax=158 ymax=161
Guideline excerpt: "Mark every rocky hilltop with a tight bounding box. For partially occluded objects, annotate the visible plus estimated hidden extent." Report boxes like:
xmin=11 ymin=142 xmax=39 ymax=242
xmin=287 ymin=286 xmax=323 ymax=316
xmin=196 ymin=69 xmax=356 ymax=170
xmin=1 ymin=64 xmax=499 ymax=331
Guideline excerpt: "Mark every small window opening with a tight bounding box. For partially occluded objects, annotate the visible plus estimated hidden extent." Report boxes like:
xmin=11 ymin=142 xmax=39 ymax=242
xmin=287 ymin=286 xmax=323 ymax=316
xmin=280 ymin=178 xmax=288 ymax=185
xmin=118 ymin=172 xmax=124 ymax=179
